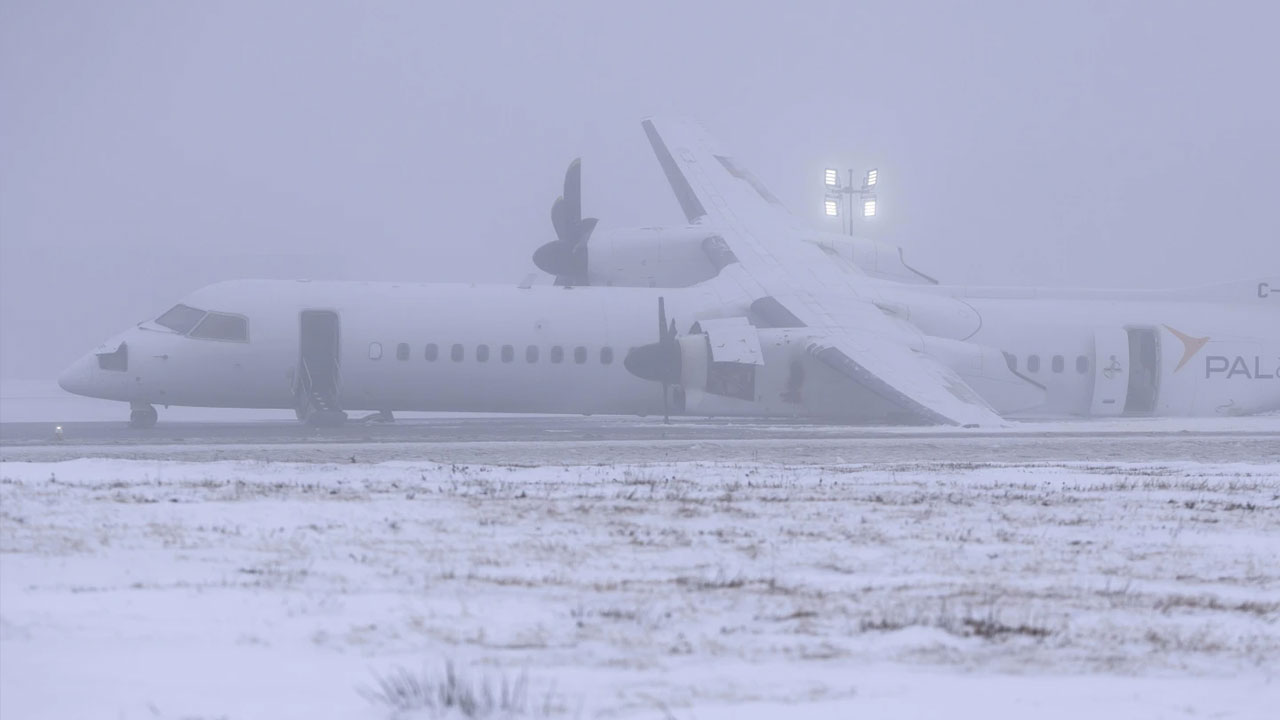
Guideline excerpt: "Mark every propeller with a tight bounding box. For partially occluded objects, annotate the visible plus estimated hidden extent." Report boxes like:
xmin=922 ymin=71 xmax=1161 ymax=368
xmin=623 ymin=296 xmax=683 ymax=422
xmin=533 ymin=158 xmax=598 ymax=286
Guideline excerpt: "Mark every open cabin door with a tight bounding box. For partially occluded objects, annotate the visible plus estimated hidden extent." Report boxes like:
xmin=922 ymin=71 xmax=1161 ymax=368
xmin=1123 ymin=327 xmax=1160 ymax=414
xmin=1091 ymin=328 xmax=1129 ymax=416
xmin=297 ymin=310 xmax=347 ymax=425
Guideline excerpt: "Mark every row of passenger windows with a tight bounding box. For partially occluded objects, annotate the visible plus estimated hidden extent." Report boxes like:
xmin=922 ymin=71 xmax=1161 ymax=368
xmin=1008 ymin=354 xmax=1091 ymax=375
xmin=369 ymin=342 xmax=616 ymax=366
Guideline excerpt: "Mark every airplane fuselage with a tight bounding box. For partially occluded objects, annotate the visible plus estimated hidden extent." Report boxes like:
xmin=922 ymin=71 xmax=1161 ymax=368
xmin=59 ymin=278 xmax=1280 ymax=423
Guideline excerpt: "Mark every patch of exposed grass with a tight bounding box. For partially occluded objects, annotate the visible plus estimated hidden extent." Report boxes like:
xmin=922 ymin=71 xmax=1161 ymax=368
xmin=359 ymin=660 xmax=565 ymax=718
xmin=858 ymin=600 xmax=1054 ymax=641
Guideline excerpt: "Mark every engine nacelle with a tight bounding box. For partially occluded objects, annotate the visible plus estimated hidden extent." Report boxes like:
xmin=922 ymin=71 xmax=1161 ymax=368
xmin=667 ymin=318 xmax=1043 ymax=421
xmin=676 ymin=324 xmax=813 ymax=418
xmin=675 ymin=324 xmax=932 ymax=422
xmin=564 ymin=223 xmax=940 ymax=291
xmin=586 ymin=227 xmax=719 ymax=287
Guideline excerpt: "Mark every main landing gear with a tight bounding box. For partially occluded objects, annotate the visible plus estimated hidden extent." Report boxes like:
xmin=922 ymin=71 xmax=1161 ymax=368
xmin=129 ymin=403 xmax=158 ymax=429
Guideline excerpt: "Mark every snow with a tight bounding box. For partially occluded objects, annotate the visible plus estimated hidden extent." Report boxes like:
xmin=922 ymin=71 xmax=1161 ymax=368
xmin=2 ymin=458 xmax=1278 ymax=718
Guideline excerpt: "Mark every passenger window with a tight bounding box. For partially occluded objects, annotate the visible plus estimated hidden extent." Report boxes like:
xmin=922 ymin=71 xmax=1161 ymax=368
xmin=501 ymin=345 xmax=514 ymax=363
xmin=551 ymin=346 xmax=564 ymax=364
xmin=477 ymin=344 xmax=490 ymax=362
xmin=600 ymin=347 xmax=614 ymax=365
xmin=190 ymin=312 xmax=248 ymax=342
xmin=526 ymin=345 xmax=539 ymax=363
xmin=1076 ymin=355 xmax=1090 ymax=374
xmin=1052 ymin=355 xmax=1064 ymax=373
xmin=425 ymin=343 xmax=438 ymax=361
xmin=396 ymin=343 xmax=410 ymax=361
xmin=451 ymin=344 xmax=464 ymax=362
xmin=369 ymin=342 xmax=383 ymax=360
xmin=1005 ymin=353 xmax=1017 ymax=372
xmin=155 ymin=304 xmax=206 ymax=334
xmin=1027 ymin=355 xmax=1041 ymax=373
xmin=574 ymin=346 xmax=587 ymax=364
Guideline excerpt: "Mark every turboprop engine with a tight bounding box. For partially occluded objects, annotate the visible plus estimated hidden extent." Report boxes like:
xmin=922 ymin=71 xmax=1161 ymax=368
xmin=627 ymin=314 xmax=916 ymax=422
xmin=532 ymin=159 xmax=939 ymax=289
xmin=532 ymin=159 xmax=721 ymax=287
xmin=582 ymin=226 xmax=720 ymax=287
xmin=624 ymin=299 xmax=1045 ymax=423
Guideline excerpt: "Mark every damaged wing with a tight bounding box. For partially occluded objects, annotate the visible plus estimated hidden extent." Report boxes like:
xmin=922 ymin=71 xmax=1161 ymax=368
xmin=641 ymin=117 xmax=1005 ymax=426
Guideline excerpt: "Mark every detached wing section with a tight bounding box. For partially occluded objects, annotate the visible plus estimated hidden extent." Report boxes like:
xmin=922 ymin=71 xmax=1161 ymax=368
xmin=642 ymin=117 xmax=1003 ymax=426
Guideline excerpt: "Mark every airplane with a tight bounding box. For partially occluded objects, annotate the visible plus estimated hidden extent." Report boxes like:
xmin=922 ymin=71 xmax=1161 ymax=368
xmin=57 ymin=118 xmax=1280 ymax=428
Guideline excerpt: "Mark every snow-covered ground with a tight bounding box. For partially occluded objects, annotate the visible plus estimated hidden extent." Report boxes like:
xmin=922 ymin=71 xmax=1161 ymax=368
xmin=2 ymin=458 xmax=1278 ymax=718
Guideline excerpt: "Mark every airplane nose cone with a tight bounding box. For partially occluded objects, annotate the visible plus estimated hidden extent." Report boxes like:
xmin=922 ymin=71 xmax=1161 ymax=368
xmin=57 ymin=355 xmax=93 ymax=397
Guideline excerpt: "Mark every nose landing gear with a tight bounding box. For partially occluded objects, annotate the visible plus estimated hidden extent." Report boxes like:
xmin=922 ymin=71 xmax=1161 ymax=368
xmin=129 ymin=403 xmax=158 ymax=429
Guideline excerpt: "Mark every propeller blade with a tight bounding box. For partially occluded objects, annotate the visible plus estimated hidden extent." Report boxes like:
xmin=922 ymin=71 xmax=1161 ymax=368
xmin=622 ymin=296 xmax=684 ymax=424
xmin=551 ymin=196 xmax=574 ymax=244
xmin=578 ymin=217 xmax=598 ymax=246
xmin=563 ymin=158 xmax=582 ymax=228
xmin=537 ymin=160 xmax=595 ymax=285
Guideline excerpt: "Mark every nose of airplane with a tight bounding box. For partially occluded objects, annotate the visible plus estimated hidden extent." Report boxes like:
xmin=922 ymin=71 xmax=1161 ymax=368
xmin=57 ymin=353 xmax=95 ymax=397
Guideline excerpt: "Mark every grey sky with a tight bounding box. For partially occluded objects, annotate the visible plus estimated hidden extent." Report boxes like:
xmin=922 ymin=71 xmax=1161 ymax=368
xmin=2 ymin=0 xmax=1277 ymax=380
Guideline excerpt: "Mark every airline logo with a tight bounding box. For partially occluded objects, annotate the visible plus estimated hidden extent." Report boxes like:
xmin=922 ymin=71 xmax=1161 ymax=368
xmin=1167 ymin=324 xmax=1280 ymax=380
xmin=1205 ymin=356 xmax=1279 ymax=380
xmin=1163 ymin=325 xmax=1209 ymax=373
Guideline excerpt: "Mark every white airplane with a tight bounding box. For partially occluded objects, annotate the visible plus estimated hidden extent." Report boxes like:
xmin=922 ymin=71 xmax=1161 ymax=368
xmin=58 ymin=118 xmax=1280 ymax=428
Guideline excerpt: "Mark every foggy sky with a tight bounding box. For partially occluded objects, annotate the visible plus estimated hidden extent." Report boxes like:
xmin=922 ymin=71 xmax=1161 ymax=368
xmin=2 ymin=0 xmax=1277 ymax=381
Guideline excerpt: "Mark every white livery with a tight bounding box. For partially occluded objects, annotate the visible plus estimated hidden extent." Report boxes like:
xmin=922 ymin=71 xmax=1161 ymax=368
xmin=59 ymin=119 xmax=1280 ymax=427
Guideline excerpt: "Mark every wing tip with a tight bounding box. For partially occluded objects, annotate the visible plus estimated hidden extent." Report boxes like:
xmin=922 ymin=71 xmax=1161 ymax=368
xmin=641 ymin=117 xmax=708 ymax=225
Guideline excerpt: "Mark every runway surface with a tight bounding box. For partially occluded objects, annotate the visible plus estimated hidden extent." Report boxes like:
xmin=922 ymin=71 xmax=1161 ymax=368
xmin=3 ymin=415 xmax=1277 ymax=464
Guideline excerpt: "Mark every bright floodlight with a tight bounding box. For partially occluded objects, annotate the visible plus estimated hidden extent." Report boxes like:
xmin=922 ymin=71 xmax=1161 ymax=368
xmin=863 ymin=198 xmax=877 ymax=217
xmin=865 ymin=168 xmax=878 ymax=187
xmin=824 ymin=168 xmax=839 ymax=187
xmin=824 ymin=198 xmax=840 ymax=216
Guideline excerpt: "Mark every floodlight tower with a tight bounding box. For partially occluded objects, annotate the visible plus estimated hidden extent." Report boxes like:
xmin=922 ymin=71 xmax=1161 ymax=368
xmin=823 ymin=167 xmax=878 ymax=235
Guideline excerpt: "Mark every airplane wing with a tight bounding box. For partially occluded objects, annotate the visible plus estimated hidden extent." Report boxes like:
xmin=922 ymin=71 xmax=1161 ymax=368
xmin=642 ymin=117 xmax=1003 ymax=426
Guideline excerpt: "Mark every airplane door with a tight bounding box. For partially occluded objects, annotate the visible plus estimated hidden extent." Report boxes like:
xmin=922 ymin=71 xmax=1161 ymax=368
xmin=297 ymin=310 xmax=346 ymax=425
xmin=1091 ymin=328 xmax=1129 ymax=416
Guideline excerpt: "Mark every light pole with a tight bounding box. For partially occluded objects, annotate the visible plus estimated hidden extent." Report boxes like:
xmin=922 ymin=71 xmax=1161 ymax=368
xmin=824 ymin=167 xmax=877 ymax=235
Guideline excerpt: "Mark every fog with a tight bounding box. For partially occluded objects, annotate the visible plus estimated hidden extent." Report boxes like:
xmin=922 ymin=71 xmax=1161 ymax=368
xmin=2 ymin=0 xmax=1277 ymax=381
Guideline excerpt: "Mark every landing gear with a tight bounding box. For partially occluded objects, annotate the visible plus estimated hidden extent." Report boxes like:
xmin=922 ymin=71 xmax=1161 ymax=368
xmin=129 ymin=404 xmax=158 ymax=429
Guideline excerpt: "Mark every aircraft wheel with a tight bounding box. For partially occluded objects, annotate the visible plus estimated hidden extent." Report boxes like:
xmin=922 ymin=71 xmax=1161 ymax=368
xmin=129 ymin=405 xmax=158 ymax=429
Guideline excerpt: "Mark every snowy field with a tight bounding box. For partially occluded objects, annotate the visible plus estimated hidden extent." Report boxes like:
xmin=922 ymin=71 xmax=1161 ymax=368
xmin=2 ymin=457 xmax=1278 ymax=719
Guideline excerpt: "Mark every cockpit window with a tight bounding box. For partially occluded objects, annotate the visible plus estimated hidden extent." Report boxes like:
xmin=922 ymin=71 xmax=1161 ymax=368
xmin=155 ymin=304 xmax=206 ymax=334
xmin=189 ymin=312 xmax=249 ymax=342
